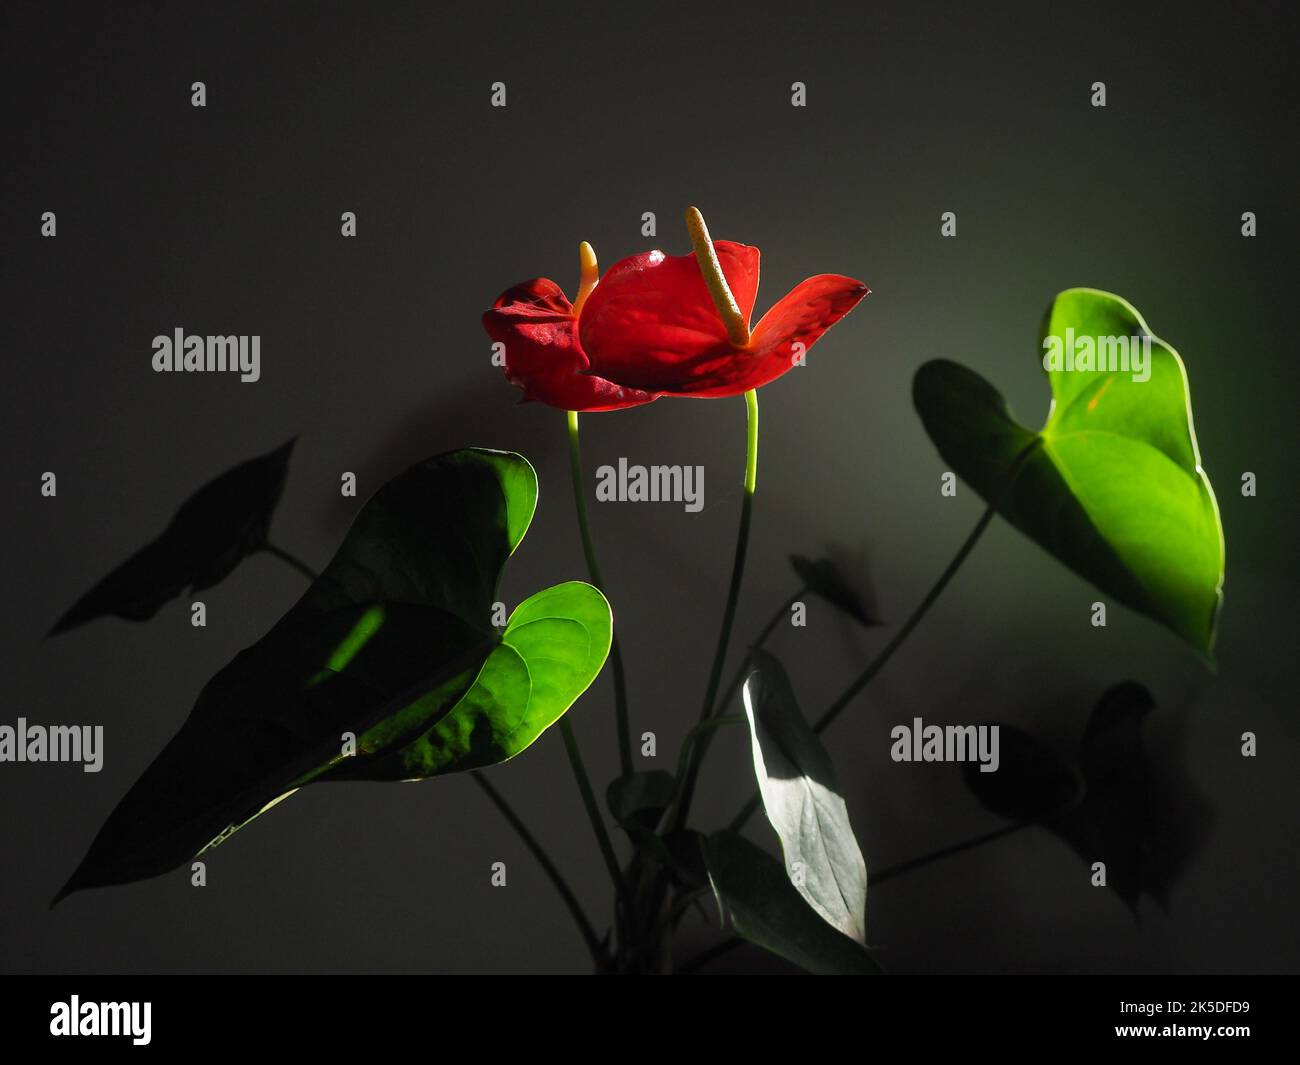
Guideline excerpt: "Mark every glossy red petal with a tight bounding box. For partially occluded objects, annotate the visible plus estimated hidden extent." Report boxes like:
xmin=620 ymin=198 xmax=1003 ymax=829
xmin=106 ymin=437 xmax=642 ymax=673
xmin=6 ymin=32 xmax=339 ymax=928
xmin=578 ymin=241 xmax=760 ymax=390
xmin=483 ymin=279 xmax=657 ymax=412
xmin=668 ymin=274 xmax=870 ymax=397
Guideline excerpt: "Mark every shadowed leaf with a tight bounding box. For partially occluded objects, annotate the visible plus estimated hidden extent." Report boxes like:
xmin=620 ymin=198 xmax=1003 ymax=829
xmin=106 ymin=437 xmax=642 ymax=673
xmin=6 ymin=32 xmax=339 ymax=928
xmin=607 ymin=771 xmax=677 ymax=832
xmin=704 ymin=831 xmax=879 ymax=975
xmin=660 ymin=828 xmax=709 ymax=888
xmin=49 ymin=438 xmax=296 ymax=636
xmin=57 ymin=449 xmax=613 ymax=902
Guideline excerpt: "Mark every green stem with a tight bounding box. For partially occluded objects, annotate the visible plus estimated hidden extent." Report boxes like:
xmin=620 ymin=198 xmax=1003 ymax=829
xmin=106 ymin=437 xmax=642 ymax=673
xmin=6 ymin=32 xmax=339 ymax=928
xmin=622 ymin=885 xmax=712 ymax=971
xmin=470 ymin=771 xmax=607 ymax=968
xmin=669 ymin=388 xmax=759 ymax=832
xmin=661 ymin=587 xmax=805 ymax=839
xmin=728 ymin=439 xmax=1042 ymax=832
xmin=566 ymin=410 xmax=634 ymax=777
xmin=558 ymin=718 xmax=627 ymax=903
xmin=813 ymin=437 xmax=1041 ymax=735
xmin=709 ymin=585 xmax=805 ymax=727
xmin=811 ymin=502 xmax=999 ymax=734
xmin=264 ymin=542 xmax=319 ymax=582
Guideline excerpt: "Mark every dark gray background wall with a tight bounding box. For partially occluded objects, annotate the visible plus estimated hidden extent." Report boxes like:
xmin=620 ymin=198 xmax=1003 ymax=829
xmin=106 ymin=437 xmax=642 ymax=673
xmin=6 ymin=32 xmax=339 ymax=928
xmin=3 ymin=0 xmax=1296 ymax=973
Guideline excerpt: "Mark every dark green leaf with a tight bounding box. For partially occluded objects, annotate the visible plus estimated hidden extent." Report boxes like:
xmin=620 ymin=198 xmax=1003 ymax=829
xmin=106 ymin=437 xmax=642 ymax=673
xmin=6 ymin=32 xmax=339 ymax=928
xmin=48 ymin=438 xmax=296 ymax=636
xmin=743 ymin=649 xmax=867 ymax=943
xmin=704 ymin=831 xmax=879 ymax=975
xmin=56 ymin=448 xmax=551 ymax=901
xmin=606 ymin=770 xmax=677 ymax=831
xmin=659 ymin=828 xmax=709 ymax=888
xmin=913 ymin=289 xmax=1224 ymax=657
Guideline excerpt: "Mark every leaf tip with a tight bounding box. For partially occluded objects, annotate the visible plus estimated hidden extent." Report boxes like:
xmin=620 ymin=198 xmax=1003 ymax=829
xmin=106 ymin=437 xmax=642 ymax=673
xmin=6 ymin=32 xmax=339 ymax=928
xmin=49 ymin=877 xmax=77 ymax=909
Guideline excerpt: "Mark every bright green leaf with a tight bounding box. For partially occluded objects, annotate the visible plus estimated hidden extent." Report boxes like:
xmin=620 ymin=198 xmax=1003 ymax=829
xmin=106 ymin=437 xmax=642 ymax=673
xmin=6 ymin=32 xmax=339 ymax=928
xmin=327 ymin=581 xmax=612 ymax=780
xmin=913 ymin=288 xmax=1224 ymax=657
xmin=743 ymin=649 xmax=867 ymax=943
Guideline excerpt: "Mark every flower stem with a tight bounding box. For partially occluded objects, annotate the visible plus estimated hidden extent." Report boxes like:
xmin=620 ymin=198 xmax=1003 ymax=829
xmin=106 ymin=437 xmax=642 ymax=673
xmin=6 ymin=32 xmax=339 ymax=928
xmin=470 ymin=771 xmax=607 ymax=967
xmin=712 ymin=586 xmax=805 ymax=721
xmin=671 ymin=586 xmax=804 ymax=792
xmin=811 ymin=498 xmax=1001 ymax=734
xmin=264 ymin=542 xmax=319 ymax=582
xmin=566 ymin=409 xmax=634 ymax=777
xmin=669 ymin=388 xmax=759 ymax=832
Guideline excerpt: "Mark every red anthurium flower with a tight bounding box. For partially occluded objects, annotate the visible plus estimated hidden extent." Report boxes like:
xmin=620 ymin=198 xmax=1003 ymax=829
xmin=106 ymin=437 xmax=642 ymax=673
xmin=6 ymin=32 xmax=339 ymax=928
xmin=483 ymin=243 xmax=658 ymax=412
xmin=580 ymin=212 xmax=868 ymax=397
xmin=483 ymin=207 xmax=868 ymax=409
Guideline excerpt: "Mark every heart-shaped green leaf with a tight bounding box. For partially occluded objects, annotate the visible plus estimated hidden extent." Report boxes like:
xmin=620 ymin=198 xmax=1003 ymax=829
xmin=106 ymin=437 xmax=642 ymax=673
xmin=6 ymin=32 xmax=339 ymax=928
xmin=49 ymin=438 xmax=296 ymax=636
xmin=703 ymin=831 xmax=879 ymax=975
xmin=323 ymin=581 xmax=611 ymax=781
xmin=913 ymin=289 xmax=1224 ymax=657
xmin=56 ymin=448 xmax=610 ymax=902
xmin=743 ymin=649 xmax=867 ymax=943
